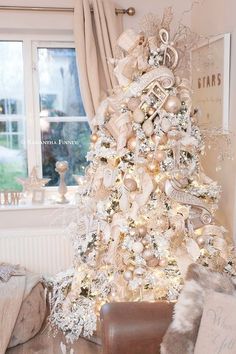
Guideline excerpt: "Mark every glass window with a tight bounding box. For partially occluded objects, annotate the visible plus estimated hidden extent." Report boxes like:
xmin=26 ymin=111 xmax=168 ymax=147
xmin=0 ymin=41 xmax=27 ymax=191
xmin=37 ymin=47 xmax=90 ymax=186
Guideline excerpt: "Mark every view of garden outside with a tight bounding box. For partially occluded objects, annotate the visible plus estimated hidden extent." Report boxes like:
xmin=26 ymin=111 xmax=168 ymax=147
xmin=0 ymin=43 xmax=90 ymax=192
xmin=0 ymin=41 xmax=27 ymax=192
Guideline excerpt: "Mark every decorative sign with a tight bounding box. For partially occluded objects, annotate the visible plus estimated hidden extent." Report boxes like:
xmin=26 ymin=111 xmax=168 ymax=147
xmin=191 ymin=33 xmax=230 ymax=130
xmin=194 ymin=292 xmax=236 ymax=354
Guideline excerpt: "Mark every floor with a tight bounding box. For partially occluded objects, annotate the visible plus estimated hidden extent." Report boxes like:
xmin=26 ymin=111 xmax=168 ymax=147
xmin=6 ymin=329 xmax=102 ymax=354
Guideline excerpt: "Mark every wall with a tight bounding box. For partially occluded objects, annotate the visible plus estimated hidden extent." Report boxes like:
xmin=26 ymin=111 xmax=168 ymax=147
xmin=191 ymin=0 xmax=236 ymax=240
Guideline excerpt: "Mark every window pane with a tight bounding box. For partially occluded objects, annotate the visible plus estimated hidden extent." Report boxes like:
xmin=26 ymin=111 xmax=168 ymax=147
xmin=41 ymin=121 xmax=90 ymax=186
xmin=38 ymin=46 xmax=90 ymax=186
xmin=38 ymin=47 xmax=85 ymax=117
xmin=0 ymin=42 xmax=27 ymax=191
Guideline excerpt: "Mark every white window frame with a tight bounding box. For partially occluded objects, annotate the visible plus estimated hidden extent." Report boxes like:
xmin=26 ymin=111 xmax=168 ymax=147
xmin=0 ymin=32 xmax=88 ymax=193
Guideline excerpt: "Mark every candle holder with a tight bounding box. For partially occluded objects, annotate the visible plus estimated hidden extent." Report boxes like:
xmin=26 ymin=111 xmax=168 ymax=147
xmin=55 ymin=161 xmax=69 ymax=204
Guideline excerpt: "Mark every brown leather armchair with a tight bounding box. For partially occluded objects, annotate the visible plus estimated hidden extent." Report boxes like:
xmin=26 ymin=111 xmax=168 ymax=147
xmin=100 ymin=301 xmax=174 ymax=354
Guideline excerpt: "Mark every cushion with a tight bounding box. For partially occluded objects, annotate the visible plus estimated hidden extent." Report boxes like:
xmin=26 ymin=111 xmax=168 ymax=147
xmin=194 ymin=291 xmax=236 ymax=354
xmin=8 ymin=282 xmax=46 ymax=348
xmin=160 ymin=263 xmax=235 ymax=354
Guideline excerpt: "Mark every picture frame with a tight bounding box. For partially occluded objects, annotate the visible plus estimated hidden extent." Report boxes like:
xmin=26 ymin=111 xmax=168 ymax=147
xmin=32 ymin=189 xmax=45 ymax=204
xmin=191 ymin=33 xmax=230 ymax=130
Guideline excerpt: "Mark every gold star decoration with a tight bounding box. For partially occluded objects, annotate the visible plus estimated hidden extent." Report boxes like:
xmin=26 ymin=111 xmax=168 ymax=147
xmin=16 ymin=167 xmax=50 ymax=192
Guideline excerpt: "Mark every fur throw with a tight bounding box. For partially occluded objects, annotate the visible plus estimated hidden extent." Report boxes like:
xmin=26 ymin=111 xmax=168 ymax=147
xmin=161 ymin=263 xmax=236 ymax=354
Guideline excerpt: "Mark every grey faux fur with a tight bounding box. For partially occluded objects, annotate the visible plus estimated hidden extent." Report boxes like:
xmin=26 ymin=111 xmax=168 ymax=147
xmin=161 ymin=263 xmax=236 ymax=354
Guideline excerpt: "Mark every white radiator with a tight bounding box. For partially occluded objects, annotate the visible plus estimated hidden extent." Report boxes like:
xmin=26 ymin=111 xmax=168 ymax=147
xmin=0 ymin=228 xmax=74 ymax=275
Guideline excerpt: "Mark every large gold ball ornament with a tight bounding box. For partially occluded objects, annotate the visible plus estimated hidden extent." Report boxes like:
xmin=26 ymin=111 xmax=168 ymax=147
xmin=132 ymin=241 xmax=144 ymax=254
xmin=197 ymin=236 xmax=205 ymax=246
xmin=127 ymin=97 xmax=141 ymax=111
xmin=124 ymin=178 xmax=137 ymax=192
xmin=151 ymin=134 xmax=160 ymax=145
xmin=147 ymin=160 xmax=159 ymax=174
xmin=133 ymin=107 xmax=145 ymax=123
xmin=164 ymin=96 xmax=181 ymax=114
xmin=127 ymin=136 xmax=137 ymax=151
xmin=146 ymin=152 xmax=154 ymax=160
xmin=90 ymin=133 xmax=98 ymax=143
xmin=143 ymin=249 xmax=153 ymax=260
xmin=147 ymin=257 xmax=159 ymax=267
xmin=137 ymin=225 xmax=147 ymax=237
xmin=159 ymin=133 xmax=168 ymax=145
xmin=155 ymin=150 xmax=166 ymax=162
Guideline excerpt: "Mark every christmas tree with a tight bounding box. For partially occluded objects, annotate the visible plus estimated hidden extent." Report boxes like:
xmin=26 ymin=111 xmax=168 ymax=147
xmin=49 ymin=24 xmax=235 ymax=343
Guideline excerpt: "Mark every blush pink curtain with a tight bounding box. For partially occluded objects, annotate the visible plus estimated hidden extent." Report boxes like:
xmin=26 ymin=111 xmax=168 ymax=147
xmin=74 ymin=0 xmax=123 ymax=122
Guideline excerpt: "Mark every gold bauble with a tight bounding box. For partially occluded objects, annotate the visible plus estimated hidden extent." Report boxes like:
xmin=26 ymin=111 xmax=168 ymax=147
xmin=127 ymin=136 xmax=137 ymax=152
xmin=151 ymin=134 xmax=160 ymax=145
xmin=155 ymin=150 xmax=166 ymax=162
xmin=147 ymin=106 xmax=156 ymax=117
xmin=164 ymin=96 xmax=181 ymax=114
xmin=90 ymin=133 xmax=98 ymax=143
xmin=197 ymin=236 xmax=205 ymax=246
xmin=137 ymin=225 xmax=147 ymax=237
xmin=146 ymin=152 xmax=154 ymax=160
xmin=127 ymin=97 xmax=141 ymax=111
xmin=124 ymin=178 xmax=137 ymax=192
xmin=143 ymin=249 xmax=153 ymax=260
xmin=133 ymin=107 xmax=145 ymax=123
xmin=147 ymin=257 xmax=159 ymax=267
xmin=147 ymin=160 xmax=159 ymax=174
xmin=159 ymin=133 xmax=168 ymax=145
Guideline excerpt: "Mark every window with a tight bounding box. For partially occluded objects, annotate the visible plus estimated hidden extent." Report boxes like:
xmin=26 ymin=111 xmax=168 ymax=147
xmin=0 ymin=36 xmax=90 ymax=191
xmin=0 ymin=41 xmax=27 ymax=190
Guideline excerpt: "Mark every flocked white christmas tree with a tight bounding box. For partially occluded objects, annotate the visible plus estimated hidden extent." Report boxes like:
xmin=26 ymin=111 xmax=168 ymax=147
xmin=49 ymin=18 xmax=236 ymax=343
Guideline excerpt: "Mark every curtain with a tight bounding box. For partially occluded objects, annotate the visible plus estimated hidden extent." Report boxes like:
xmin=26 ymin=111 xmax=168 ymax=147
xmin=74 ymin=0 xmax=123 ymax=123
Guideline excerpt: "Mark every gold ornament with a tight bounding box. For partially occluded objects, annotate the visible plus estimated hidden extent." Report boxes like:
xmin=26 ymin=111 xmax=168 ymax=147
xmin=143 ymin=249 xmax=153 ymax=260
xmin=197 ymin=236 xmax=205 ymax=246
xmin=147 ymin=160 xmax=159 ymax=174
xmin=127 ymin=97 xmax=141 ymax=111
xmin=124 ymin=178 xmax=138 ymax=192
xmin=137 ymin=225 xmax=147 ymax=237
xmin=151 ymin=134 xmax=160 ymax=145
xmin=155 ymin=150 xmax=166 ymax=162
xmin=90 ymin=133 xmax=98 ymax=143
xmin=164 ymin=96 xmax=181 ymax=114
xmin=133 ymin=107 xmax=145 ymax=123
xmin=159 ymin=133 xmax=168 ymax=145
xmin=127 ymin=136 xmax=137 ymax=151
xmin=147 ymin=152 xmax=154 ymax=160
xmin=147 ymin=257 xmax=159 ymax=267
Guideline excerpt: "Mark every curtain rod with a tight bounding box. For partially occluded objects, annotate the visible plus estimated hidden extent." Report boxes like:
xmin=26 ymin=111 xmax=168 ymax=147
xmin=0 ymin=5 xmax=135 ymax=16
